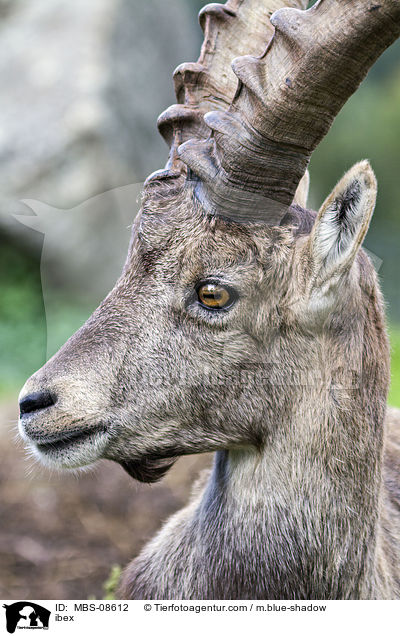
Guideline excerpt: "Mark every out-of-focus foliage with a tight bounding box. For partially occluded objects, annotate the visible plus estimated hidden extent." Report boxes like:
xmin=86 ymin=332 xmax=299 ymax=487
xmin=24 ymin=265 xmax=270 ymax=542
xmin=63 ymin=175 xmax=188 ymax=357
xmin=0 ymin=232 xmax=45 ymax=396
xmin=102 ymin=565 xmax=122 ymax=600
xmin=309 ymin=40 xmax=400 ymax=230
xmin=389 ymin=325 xmax=400 ymax=408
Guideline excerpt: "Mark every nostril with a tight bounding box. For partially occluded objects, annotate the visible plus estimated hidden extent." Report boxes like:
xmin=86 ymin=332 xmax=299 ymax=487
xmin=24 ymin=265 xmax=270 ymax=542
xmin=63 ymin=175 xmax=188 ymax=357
xmin=19 ymin=391 xmax=57 ymax=417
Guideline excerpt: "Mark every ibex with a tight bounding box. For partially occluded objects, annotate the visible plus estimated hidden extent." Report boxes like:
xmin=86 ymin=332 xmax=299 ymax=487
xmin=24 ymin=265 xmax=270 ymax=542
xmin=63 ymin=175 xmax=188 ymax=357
xmin=18 ymin=0 xmax=400 ymax=599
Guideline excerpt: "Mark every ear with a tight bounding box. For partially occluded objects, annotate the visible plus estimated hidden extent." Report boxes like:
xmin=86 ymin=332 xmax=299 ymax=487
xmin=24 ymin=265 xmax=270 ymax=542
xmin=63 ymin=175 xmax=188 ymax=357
xmin=294 ymin=169 xmax=310 ymax=208
xmin=308 ymin=161 xmax=377 ymax=285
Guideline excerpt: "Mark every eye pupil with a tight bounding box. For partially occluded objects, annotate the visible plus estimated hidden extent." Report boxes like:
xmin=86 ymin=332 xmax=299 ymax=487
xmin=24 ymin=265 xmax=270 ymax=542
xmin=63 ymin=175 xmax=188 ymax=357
xmin=197 ymin=283 xmax=233 ymax=309
xmin=204 ymin=290 xmax=222 ymax=301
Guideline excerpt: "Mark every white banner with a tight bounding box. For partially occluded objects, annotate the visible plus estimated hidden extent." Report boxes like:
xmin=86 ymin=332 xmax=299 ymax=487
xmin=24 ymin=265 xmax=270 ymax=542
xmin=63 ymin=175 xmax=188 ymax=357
xmin=1 ymin=600 xmax=399 ymax=636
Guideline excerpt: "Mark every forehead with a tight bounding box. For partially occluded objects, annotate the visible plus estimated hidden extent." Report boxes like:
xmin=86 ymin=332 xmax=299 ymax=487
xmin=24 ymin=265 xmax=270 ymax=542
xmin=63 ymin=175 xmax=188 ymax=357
xmin=138 ymin=191 xmax=296 ymax=269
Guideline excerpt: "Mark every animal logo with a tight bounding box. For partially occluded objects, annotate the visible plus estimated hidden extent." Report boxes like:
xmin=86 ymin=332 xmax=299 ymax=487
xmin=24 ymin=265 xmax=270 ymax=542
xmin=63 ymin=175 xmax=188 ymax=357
xmin=2 ymin=602 xmax=51 ymax=633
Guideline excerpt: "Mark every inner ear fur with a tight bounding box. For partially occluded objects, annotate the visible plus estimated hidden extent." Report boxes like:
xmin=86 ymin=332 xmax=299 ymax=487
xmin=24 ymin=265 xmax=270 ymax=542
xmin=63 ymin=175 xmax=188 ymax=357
xmin=308 ymin=160 xmax=377 ymax=282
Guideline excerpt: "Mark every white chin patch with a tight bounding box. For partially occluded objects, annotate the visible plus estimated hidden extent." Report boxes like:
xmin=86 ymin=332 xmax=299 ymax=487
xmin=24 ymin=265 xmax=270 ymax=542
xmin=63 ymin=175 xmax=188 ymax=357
xmin=28 ymin=428 xmax=109 ymax=470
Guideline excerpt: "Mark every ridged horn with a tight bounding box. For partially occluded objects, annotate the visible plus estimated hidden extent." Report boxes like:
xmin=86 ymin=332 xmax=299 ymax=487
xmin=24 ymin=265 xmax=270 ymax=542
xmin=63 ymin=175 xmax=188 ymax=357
xmin=146 ymin=0 xmax=308 ymax=186
xmin=178 ymin=0 xmax=400 ymax=223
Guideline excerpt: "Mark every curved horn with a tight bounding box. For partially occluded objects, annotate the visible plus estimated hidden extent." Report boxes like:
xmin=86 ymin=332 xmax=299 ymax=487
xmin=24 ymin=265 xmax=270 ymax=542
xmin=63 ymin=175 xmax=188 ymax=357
xmin=147 ymin=0 xmax=308 ymax=185
xmin=178 ymin=0 xmax=400 ymax=223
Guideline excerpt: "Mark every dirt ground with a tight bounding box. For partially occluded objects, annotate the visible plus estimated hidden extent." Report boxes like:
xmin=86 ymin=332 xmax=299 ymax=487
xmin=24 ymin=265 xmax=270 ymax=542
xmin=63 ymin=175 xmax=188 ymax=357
xmin=0 ymin=397 xmax=211 ymax=599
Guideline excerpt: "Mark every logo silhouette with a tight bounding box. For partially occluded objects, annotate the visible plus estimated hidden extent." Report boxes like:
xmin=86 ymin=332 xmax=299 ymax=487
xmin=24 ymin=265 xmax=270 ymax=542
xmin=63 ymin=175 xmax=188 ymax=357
xmin=3 ymin=602 xmax=50 ymax=633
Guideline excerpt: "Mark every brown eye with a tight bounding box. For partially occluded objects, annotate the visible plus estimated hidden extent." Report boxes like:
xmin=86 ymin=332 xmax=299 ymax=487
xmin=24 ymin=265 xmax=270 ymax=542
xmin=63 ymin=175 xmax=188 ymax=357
xmin=196 ymin=282 xmax=236 ymax=310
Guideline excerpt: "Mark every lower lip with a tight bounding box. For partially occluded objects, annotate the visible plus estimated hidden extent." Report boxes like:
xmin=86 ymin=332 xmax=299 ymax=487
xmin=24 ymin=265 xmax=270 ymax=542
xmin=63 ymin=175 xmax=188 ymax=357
xmin=35 ymin=425 xmax=108 ymax=454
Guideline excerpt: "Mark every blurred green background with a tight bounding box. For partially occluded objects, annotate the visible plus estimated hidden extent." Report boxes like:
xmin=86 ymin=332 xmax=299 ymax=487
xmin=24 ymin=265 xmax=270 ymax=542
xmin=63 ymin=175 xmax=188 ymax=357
xmin=0 ymin=0 xmax=399 ymax=406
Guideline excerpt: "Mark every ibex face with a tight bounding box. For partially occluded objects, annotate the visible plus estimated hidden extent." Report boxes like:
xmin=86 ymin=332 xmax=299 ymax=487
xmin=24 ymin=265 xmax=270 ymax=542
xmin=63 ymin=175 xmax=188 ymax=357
xmin=17 ymin=0 xmax=398 ymax=484
xmin=18 ymin=161 xmax=385 ymax=482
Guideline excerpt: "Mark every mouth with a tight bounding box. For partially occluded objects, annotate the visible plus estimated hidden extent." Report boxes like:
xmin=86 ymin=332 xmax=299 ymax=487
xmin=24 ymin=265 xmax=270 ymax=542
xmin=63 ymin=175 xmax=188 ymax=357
xmin=35 ymin=424 xmax=108 ymax=453
xmin=24 ymin=423 xmax=110 ymax=468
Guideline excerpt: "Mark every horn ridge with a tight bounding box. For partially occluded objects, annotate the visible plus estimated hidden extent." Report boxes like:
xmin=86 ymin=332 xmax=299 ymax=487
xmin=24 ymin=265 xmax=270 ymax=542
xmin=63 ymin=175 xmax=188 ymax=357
xmin=147 ymin=1 xmax=309 ymax=187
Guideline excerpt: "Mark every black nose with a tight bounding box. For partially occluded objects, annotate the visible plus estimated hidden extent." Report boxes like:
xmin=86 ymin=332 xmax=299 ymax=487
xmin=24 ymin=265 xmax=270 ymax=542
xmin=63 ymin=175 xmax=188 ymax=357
xmin=19 ymin=391 xmax=56 ymax=417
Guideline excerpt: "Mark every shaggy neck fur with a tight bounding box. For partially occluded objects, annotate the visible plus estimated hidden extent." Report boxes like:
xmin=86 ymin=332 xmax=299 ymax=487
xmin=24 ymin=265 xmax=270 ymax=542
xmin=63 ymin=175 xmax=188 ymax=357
xmin=192 ymin=304 xmax=389 ymax=599
xmin=197 ymin=412 xmax=384 ymax=599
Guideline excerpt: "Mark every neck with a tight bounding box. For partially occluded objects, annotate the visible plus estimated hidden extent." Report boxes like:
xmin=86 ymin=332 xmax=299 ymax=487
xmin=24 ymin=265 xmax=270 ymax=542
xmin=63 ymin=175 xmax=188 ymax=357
xmin=197 ymin=397 xmax=386 ymax=599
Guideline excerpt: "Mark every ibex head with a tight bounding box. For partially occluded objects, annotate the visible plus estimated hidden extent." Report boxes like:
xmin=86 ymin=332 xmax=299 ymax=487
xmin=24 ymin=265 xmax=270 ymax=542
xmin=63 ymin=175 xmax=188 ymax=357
xmin=18 ymin=0 xmax=398 ymax=483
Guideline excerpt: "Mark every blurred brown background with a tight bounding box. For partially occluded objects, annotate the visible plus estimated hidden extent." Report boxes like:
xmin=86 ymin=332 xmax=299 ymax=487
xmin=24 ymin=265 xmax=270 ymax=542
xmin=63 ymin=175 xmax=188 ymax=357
xmin=0 ymin=0 xmax=399 ymax=599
